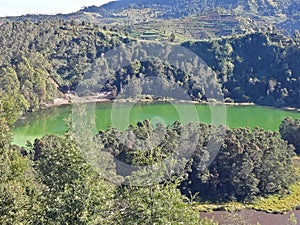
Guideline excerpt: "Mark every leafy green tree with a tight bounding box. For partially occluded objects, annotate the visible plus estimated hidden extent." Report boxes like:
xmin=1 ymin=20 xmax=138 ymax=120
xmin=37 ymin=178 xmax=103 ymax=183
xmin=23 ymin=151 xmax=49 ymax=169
xmin=0 ymin=119 xmax=39 ymax=224
xmin=280 ymin=117 xmax=300 ymax=154
xmin=183 ymin=127 xmax=296 ymax=201
xmin=33 ymin=134 xmax=116 ymax=225
xmin=115 ymin=180 xmax=217 ymax=225
xmin=0 ymin=67 xmax=29 ymax=126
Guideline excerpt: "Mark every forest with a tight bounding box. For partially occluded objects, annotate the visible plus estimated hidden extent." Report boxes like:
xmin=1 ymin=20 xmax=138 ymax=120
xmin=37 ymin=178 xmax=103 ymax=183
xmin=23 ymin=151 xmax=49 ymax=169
xmin=1 ymin=17 xmax=300 ymax=224
xmin=1 ymin=112 xmax=221 ymax=224
xmin=96 ymin=120 xmax=296 ymax=201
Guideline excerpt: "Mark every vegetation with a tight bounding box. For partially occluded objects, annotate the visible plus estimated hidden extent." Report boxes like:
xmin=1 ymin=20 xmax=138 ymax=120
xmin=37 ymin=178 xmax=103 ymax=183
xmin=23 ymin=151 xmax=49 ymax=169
xmin=3 ymin=0 xmax=300 ymax=39
xmin=2 ymin=2 xmax=300 ymax=223
xmin=280 ymin=117 xmax=300 ymax=154
xmin=194 ymin=177 xmax=300 ymax=214
xmin=183 ymin=32 xmax=300 ymax=108
xmin=1 ymin=105 xmax=299 ymax=223
xmin=114 ymin=181 xmax=217 ymax=225
xmin=97 ymin=120 xmax=296 ymax=202
xmin=2 ymin=20 xmax=300 ymax=126
xmin=0 ymin=118 xmax=39 ymax=224
xmin=0 ymin=20 xmax=129 ymax=125
xmin=76 ymin=0 xmax=300 ymax=40
xmin=31 ymin=134 xmax=117 ymax=224
xmin=0 ymin=114 xmax=218 ymax=224
xmin=287 ymin=213 xmax=298 ymax=225
xmin=193 ymin=146 xmax=300 ymax=215
xmin=82 ymin=0 xmax=300 ymax=20
xmin=187 ymin=127 xmax=296 ymax=201
xmin=250 ymin=181 xmax=300 ymax=213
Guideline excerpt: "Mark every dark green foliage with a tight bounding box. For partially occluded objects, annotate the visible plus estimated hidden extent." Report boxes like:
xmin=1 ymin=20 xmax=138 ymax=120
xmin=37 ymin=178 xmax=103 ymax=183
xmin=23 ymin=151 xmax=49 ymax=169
xmin=32 ymin=134 xmax=116 ymax=225
xmin=97 ymin=119 xmax=181 ymax=166
xmin=98 ymin=120 xmax=296 ymax=202
xmin=115 ymin=181 xmax=217 ymax=225
xmin=0 ymin=67 xmax=29 ymax=126
xmin=0 ymin=113 xmax=296 ymax=224
xmin=100 ymin=121 xmax=217 ymax=224
xmin=1 ymin=9 xmax=299 ymax=225
xmin=280 ymin=117 xmax=300 ymax=154
xmin=8 ymin=116 xmax=210 ymax=224
xmin=0 ymin=20 xmax=128 ymax=125
xmin=29 ymin=132 xmax=215 ymax=225
xmin=184 ymin=127 xmax=296 ymax=202
xmin=183 ymin=32 xmax=300 ymax=108
xmin=0 ymin=119 xmax=40 ymax=225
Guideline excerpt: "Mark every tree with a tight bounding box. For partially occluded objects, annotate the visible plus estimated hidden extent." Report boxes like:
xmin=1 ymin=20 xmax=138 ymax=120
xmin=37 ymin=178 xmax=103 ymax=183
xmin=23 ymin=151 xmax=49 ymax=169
xmin=183 ymin=127 xmax=296 ymax=202
xmin=0 ymin=119 xmax=39 ymax=224
xmin=115 ymin=180 xmax=217 ymax=225
xmin=0 ymin=67 xmax=29 ymax=126
xmin=33 ymin=134 xmax=116 ymax=224
xmin=280 ymin=117 xmax=300 ymax=154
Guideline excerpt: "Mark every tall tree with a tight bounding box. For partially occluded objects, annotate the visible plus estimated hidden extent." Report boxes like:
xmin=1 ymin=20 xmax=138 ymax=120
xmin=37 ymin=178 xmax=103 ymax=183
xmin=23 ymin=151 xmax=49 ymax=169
xmin=0 ymin=119 xmax=39 ymax=224
xmin=33 ymin=134 xmax=116 ymax=225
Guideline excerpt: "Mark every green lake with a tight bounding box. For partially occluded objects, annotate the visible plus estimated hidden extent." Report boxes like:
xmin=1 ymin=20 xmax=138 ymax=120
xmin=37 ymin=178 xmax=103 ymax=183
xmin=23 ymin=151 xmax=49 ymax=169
xmin=12 ymin=102 xmax=300 ymax=146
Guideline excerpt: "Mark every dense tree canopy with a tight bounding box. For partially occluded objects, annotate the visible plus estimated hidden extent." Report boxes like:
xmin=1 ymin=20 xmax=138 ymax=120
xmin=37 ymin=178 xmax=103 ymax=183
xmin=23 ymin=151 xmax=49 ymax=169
xmin=1 ymin=109 xmax=296 ymax=224
xmin=0 ymin=117 xmax=217 ymax=224
xmin=0 ymin=20 xmax=128 ymax=125
xmin=97 ymin=120 xmax=296 ymax=202
xmin=183 ymin=32 xmax=300 ymax=108
xmin=0 ymin=119 xmax=39 ymax=224
xmin=32 ymin=134 xmax=116 ymax=224
xmin=184 ymin=127 xmax=296 ymax=202
xmin=280 ymin=117 xmax=300 ymax=154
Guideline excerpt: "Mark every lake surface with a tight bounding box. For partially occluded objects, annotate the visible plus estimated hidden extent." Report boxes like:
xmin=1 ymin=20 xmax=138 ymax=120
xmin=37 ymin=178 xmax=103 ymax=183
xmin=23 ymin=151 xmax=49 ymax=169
xmin=12 ymin=102 xmax=300 ymax=146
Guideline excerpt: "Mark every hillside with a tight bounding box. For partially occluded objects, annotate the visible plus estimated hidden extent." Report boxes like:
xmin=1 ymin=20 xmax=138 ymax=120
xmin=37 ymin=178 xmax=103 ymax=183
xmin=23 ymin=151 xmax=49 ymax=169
xmin=0 ymin=20 xmax=130 ymax=125
xmin=1 ymin=0 xmax=300 ymax=39
xmin=82 ymin=0 xmax=296 ymax=18
xmin=1 ymin=19 xmax=300 ymax=126
xmin=80 ymin=0 xmax=300 ymax=37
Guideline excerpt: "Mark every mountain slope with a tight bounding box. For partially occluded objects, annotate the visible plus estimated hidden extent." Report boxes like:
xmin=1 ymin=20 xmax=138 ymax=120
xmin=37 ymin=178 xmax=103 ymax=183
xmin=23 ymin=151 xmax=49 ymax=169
xmin=2 ymin=0 xmax=300 ymax=38
xmin=79 ymin=0 xmax=300 ymax=37
xmin=0 ymin=20 xmax=131 ymax=125
xmin=81 ymin=0 xmax=299 ymax=18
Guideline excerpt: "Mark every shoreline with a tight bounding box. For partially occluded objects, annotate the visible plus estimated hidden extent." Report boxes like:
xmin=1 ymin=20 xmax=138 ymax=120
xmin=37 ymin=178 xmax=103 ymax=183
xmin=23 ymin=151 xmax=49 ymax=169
xmin=41 ymin=94 xmax=300 ymax=114
xmin=42 ymin=93 xmax=111 ymax=108
xmin=43 ymin=94 xmax=257 ymax=108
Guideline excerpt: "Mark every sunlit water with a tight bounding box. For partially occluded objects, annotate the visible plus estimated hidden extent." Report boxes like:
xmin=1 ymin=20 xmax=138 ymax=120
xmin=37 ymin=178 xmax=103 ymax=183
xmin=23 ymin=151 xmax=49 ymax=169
xmin=12 ymin=102 xmax=300 ymax=146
